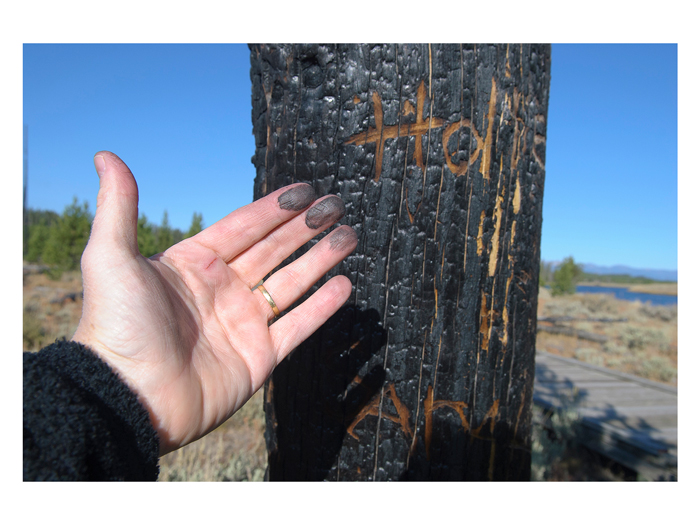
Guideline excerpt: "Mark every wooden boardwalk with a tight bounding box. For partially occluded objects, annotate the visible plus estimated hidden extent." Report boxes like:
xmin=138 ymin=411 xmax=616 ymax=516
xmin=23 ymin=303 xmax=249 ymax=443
xmin=533 ymin=350 xmax=677 ymax=480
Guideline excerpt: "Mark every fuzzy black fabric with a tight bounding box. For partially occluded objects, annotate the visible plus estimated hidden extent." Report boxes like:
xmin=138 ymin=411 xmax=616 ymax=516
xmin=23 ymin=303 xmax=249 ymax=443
xmin=23 ymin=339 xmax=160 ymax=481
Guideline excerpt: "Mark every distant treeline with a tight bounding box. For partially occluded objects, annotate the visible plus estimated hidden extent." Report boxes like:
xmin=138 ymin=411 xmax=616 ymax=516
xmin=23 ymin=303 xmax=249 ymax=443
xmin=539 ymin=257 xmax=674 ymax=297
xmin=577 ymin=273 xmax=671 ymax=285
xmin=24 ymin=198 xmax=203 ymax=278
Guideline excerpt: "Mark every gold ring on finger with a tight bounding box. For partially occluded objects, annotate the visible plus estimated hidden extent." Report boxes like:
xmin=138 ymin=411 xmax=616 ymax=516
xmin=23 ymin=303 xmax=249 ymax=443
xmin=255 ymin=282 xmax=281 ymax=318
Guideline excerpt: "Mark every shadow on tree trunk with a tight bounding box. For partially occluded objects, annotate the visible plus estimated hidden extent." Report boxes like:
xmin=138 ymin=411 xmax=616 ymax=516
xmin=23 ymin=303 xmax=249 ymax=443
xmin=264 ymin=306 xmax=387 ymax=480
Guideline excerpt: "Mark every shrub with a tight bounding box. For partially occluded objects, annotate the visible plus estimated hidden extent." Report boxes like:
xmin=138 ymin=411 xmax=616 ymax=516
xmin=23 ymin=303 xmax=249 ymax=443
xmin=619 ymin=326 xmax=668 ymax=351
xmin=639 ymin=304 xmax=677 ymax=322
xmin=603 ymin=342 xmax=626 ymax=355
xmin=579 ymin=293 xmax=618 ymax=315
xmin=640 ymin=357 xmax=677 ymax=383
xmin=542 ymin=298 xmax=590 ymax=318
xmin=531 ymin=389 xmax=581 ymax=481
xmin=575 ymin=347 xmax=605 ymax=367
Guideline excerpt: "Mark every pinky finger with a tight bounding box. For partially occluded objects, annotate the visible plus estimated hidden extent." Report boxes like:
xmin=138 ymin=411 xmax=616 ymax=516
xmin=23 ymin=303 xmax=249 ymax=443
xmin=269 ymin=275 xmax=352 ymax=364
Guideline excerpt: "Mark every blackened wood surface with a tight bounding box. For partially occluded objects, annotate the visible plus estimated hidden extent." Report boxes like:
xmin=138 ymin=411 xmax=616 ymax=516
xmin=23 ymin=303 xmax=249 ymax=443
xmin=250 ymin=44 xmax=551 ymax=480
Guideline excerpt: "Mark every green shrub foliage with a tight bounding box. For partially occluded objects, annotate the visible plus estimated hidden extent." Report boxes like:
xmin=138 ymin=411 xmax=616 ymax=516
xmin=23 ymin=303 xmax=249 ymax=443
xmin=551 ymin=256 xmax=583 ymax=296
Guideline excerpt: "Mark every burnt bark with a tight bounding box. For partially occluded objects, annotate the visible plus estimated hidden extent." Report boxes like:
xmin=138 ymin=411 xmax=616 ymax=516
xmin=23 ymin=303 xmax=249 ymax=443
xmin=249 ymin=44 xmax=551 ymax=480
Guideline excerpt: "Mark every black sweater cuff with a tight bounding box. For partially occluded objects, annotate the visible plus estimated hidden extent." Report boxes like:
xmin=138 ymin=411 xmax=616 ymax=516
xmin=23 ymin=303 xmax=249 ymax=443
xmin=23 ymin=339 xmax=160 ymax=481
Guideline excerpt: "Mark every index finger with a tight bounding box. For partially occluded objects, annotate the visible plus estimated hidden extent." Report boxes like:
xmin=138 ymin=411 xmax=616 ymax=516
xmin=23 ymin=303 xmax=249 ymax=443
xmin=191 ymin=183 xmax=317 ymax=263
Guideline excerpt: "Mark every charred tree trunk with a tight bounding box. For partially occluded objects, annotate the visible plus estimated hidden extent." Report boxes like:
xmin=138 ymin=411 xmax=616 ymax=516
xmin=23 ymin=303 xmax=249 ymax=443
xmin=250 ymin=44 xmax=550 ymax=480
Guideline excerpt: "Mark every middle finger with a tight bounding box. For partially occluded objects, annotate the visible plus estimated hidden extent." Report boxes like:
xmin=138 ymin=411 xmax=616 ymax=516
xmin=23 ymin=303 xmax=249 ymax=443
xmin=231 ymin=195 xmax=346 ymax=288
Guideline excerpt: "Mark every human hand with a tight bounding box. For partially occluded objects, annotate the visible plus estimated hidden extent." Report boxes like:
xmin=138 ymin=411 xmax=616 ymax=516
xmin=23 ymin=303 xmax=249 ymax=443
xmin=72 ymin=151 xmax=357 ymax=455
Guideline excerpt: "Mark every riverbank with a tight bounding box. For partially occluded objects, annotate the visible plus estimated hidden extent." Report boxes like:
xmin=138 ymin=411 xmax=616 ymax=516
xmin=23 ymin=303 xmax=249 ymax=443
xmin=581 ymin=281 xmax=677 ymax=296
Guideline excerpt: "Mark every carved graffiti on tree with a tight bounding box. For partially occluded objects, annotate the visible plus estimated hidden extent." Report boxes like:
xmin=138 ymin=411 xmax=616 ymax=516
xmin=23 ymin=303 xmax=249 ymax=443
xmin=345 ymin=79 xmax=491 ymax=181
xmin=346 ymin=380 xmax=500 ymax=462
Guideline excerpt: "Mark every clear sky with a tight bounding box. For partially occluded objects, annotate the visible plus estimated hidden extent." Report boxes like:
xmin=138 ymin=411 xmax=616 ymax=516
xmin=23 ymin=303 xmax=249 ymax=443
xmin=23 ymin=43 xmax=677 ymax=271
xmin=544 ymin=44 xmax=677 ymax=270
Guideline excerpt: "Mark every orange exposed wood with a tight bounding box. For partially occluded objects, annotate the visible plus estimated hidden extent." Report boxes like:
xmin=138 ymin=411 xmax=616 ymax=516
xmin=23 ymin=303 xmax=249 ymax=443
xmin=479 ymin=77 xmax=499 ymax=181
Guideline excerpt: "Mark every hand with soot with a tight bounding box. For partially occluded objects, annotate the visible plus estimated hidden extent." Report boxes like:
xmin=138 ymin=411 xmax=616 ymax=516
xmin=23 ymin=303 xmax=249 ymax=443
xmin=72 ymin=151 xmax=357 ymax=455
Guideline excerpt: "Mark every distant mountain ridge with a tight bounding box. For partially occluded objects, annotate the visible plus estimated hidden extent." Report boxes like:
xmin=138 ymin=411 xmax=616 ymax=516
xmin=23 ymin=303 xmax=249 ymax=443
xmin=543 ymin=261 xmax=677 ymax=282
xmin=580 ymin=263 xmax=677 ymax=282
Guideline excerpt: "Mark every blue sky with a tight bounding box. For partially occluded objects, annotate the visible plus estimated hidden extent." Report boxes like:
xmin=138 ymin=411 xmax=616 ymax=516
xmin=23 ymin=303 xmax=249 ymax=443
xmin=23 ymin=44 xmax=677 ymax=271
xmin=544 ymin=44 xmax=677 ymax=270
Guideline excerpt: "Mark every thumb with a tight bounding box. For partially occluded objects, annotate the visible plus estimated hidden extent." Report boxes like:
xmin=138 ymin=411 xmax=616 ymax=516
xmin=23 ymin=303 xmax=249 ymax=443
xmin=88 ymin=151 xmax=140 ymax=257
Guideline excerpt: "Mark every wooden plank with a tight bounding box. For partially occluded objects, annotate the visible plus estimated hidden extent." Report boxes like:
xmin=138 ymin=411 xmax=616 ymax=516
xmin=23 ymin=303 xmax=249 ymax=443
xmin=587 ymin=420 xmax=676 ymax=452
xmin=535 ymin=352 xmax=677 ymax=393
xmin=535 ymin=386 xmax=675 ymax=407
xmin=534 ymin=350 xmax=677 ymax=479
xmin=573 ymin=389 xmax=674 ymax=406
xmin=576 ymin=424 xmax=676 ymax=481
xmin=533 ymin=392 xmax=676 ymax=414
xmin=578 ymin=405 xmax=677 ymax=421
xmin=580 ymin=412 xmax=677 ymax=435
xmin=536 ymin=370 xmax=626 ymax=383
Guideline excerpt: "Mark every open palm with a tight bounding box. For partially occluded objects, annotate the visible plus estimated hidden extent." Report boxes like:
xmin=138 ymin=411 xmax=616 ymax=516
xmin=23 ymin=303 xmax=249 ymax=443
xmin=72 ymin=152 xmax=357 ymax=455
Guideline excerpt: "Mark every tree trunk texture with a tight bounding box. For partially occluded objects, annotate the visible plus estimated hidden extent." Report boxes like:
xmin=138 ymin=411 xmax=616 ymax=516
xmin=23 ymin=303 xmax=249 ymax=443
xmin=249 ymin=44 xmax=550 ymax=481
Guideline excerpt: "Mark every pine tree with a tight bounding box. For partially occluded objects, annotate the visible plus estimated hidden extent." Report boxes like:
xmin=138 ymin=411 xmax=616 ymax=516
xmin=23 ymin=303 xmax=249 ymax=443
xmin=551 ymin=256 xmax=583 ymax=296
xmin=26 ymin=223 xmax=50 ymax=262
xmin=24 ymin=209 xmax=59 ymax=262
xmin=185 ymin=212 xmax=204 ymax=239
xmin=155 ymin=210 xmax=174 ymax=254
xmin=42 ymin=197 xmax=92 ymax=276
xmin=137 ymin=213 xmax=158 ymax=258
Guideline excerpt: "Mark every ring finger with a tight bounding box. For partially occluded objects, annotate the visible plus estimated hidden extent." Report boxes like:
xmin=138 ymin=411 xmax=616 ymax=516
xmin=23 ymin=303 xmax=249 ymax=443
xmin=252 ymin=225 xmax=358 ymax=322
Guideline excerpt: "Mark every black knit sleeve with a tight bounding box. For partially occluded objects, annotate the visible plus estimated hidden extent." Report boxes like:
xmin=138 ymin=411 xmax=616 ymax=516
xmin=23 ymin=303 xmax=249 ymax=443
xmin=23 ymin=339 xmax=160 ymax=481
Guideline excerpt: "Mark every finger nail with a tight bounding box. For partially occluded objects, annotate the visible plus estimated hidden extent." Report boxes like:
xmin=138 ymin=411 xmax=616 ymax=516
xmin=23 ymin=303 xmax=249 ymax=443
xmin=328 ymin=226 xmax=358 ymax=252
xmin=278 ymin=184 xmax=317 ymax=211
xmin=306 ymin=196 xmax=345 ymax=229
xmin=93 ymin=154 xmax=106 ymax=178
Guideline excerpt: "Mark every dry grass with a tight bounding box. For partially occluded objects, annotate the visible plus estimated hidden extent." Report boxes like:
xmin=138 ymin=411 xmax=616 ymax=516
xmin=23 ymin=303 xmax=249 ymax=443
xmin=537 ymin=287 xmax=677 ymax=386
xmin=627 ymin=282 xmax=677 ymax=296
xmin=23 ymin=268 xmax=84 ymax=352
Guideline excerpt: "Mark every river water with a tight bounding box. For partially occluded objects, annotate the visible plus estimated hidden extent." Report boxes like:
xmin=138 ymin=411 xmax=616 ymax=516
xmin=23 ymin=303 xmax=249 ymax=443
xmin=576 ymin=285 xmax=677 ymax=306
